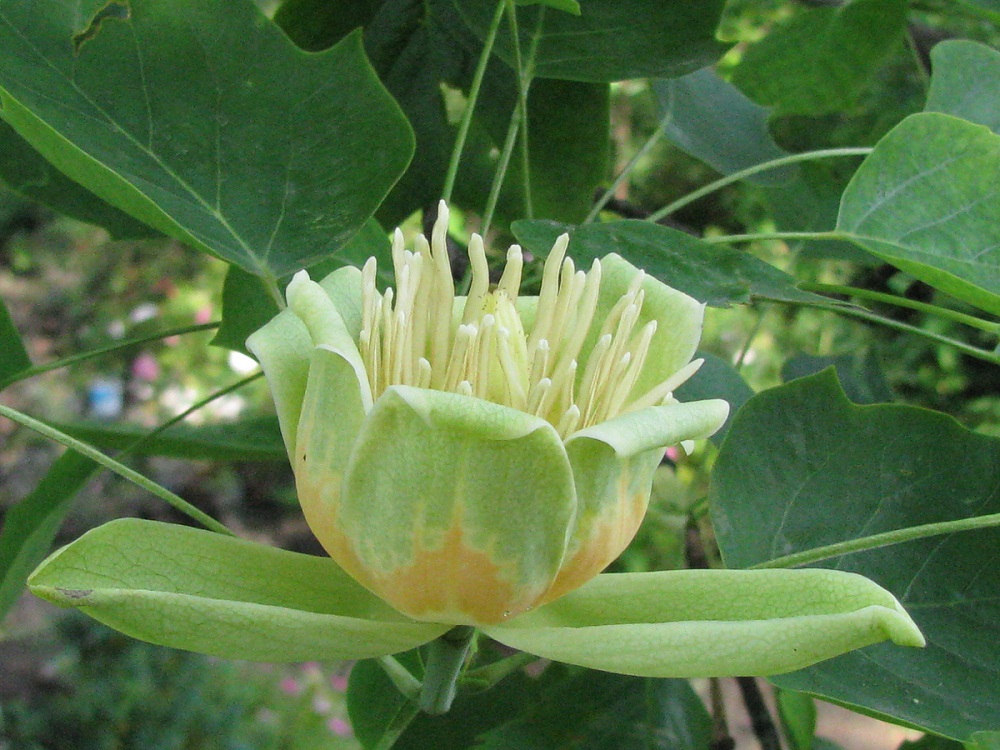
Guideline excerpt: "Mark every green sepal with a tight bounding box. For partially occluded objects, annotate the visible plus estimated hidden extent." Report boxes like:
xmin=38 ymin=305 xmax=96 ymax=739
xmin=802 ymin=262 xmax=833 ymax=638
xmin=486 ymin=568 xmax=925 ymax=677
xmin=336 ymin=385 xmax=577 ymax=625
xmin=246 ymin=266 xmax=364 ymax=459
xmin=28 ymin=519 xmax=446 ymax=661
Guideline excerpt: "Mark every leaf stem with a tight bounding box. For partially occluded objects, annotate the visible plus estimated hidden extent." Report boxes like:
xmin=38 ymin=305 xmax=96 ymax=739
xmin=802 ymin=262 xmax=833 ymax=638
xmin=585 ymin=106 xmax=674 ymax=224
xmin=0 ymin=402 xmax=234 ymax=536
xmin=442 ymin=0 xmax=507 ymax=205
xmin=461 ymin=650 xmax=537 ymax=691
xmin=481 ymin=2 xmax=544 ymax=236
xmin=648 ymin=147 xmax=872 ymax=223
xmin=0 ymin=321 xmax=220 ymax=391
xmin=801 ymin=282 xmax=1000 ymax=335
xmin=419 ymin=625 xmax=475 ymax=715
xmin=752 ymin=510 xmax=1000 ymax=570
xmin=376 ymin=655 xmax=422 ymax=700
xmin=504 ymin=0 xmax=533 ymax=220
xmin=373 ymin=701 xmax=420 ymax=750
xmin=785 ymin=299 xmax=1000 ymax=366
xmin=702 ymin=230 xmax=847 ymax=245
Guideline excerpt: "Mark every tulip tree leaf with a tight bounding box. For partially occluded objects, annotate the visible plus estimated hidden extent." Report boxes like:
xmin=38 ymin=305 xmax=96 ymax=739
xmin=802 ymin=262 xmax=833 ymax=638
xmin=925 ymin=40 xmax=1000 ymax=134
xmin=53 ymin=417 xmax=287 ymax=462
xmin=475 ymin=671 xmax=713 ymax=750
xmin=731 ymin=0 xmax=909 ymax=116
xmin=212 ymin=218 xmax=391 ymax=353
xmin=0 ymin=121 xmax=157 ymax=239
xmin=653 ymin=68 xmax=795 ymax=186
xmin=837 ymin=113 xmax=1000 ymax=316
xmin=0 ymin=451 xmax=97 ymax=623
xmin=781 ymin=350 xmax=894 ymax=405
xmin=451 ymin=0 xmax=727 ymax=83
xmin=0 ymin=295 xmax=30 ymax=385
xmin=512 ymin=219 xmax=826 ymax=308
xmin=28 ymin=519 xmax=447 ymax=661
xmin=0 ymin=0 xmax=413 ymax=278
xmin=710 ymin=370 xmax=1000 ymax=740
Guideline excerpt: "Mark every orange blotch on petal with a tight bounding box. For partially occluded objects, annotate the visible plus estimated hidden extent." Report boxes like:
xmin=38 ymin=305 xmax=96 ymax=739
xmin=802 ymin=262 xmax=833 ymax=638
xmin=540 ymin=478 xmax=650 ymax=605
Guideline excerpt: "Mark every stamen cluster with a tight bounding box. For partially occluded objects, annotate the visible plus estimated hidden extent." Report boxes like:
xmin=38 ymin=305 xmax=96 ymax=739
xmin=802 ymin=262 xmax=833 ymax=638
xmin=359 ymin=203 xmax=698 ymax=438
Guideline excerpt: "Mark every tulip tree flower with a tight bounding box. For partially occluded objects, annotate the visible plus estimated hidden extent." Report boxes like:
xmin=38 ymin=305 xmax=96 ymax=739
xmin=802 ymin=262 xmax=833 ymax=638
xmin=29 ymin=203 xmax=923 ymax=715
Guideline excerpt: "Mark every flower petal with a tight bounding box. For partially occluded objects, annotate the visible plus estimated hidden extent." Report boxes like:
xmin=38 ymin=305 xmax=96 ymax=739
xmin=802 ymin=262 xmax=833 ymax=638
xmin=543 ymin=398 xmax=729 ymax=602
xmin=246 ymin=266 xmax=364 ymax=459
xmin=486 ymin=569 xmax=925 ymax=678
xmin=587 ymin=254 xmax=706 ymax=399
xmin=330 ymin=386 xmax=577 ymax=626
xmin=29 ymin=519 xmax=447 ymax=662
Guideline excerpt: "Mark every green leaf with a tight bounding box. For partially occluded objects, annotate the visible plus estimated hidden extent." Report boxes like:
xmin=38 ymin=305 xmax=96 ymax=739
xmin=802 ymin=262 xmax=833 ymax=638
xmin=782 ymin=350 xmax=894 ymax=404
xmin=511 ymin=219 xmax=827 ymax=307
xmin=925 ymin=40 xmax=1000 ymax=134
xmin=710 ymin=370 xmax=1000 ymax=740
xmin=28 ymin=519 xmax=447 ymax=661
xmin=654 ymin=68 xmax=795 ymax=186
xmin=516 ymin=0 xmax=580 ymax=14
xmin=0 ymin=0 xmax=413 ymax=277
xmin=476 ymin=670 xmax=713 ymax=750
xmin=777 ymin=689 xmax=818 ymax=750
xmin=674 ymin=352 xmax=754 ymax=445
xmin=731 ymin=0 xmax=908 ymax=116
xmin=0 ymin=451 xmax=96 ymax=623
xmin=212 ymin=218 xmax=390 ymax=353
xmin=837 ymin=113 xmax=1000 ymax=316
xmin=349 ymin=656 xmax=547 ymax=750
xmin=0 ymin=121 xmax=157 ymax=239
xmin=0 ymin=294 xmax=30 ymax=384
xmin=526 ymin=78 xmax=610 ymax=223
xmin=452 ymin=0 xmax=727 ymax=83
xmin=53 ymin=417 xmax=286 ymax=462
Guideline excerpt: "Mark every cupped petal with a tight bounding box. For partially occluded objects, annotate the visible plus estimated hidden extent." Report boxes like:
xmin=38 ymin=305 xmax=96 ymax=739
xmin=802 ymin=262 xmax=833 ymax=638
xmin=584 ymin=254 xmax=706 ymax=400
xmin=486 ymin=568 xmax=925 ymax=678
xmin=329 ymin=386 xmax=577 ymax=627
xmin=543 ymin=398 xmax=730 ymax=602
xmin=28 ymin=519 xmax=447 ymax=662
xmin=246 ymin=266 xmax=364 ymax=459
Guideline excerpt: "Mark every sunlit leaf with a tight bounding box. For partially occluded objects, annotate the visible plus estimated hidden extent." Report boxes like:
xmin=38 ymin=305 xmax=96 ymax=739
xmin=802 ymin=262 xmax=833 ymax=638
xmin=838 ymin=113 xmax=1000 ymax=315
xmin=0 ymin=0 xmax=413 ymax=277
xmin=0 ymin=294 xmax=30 ymax=385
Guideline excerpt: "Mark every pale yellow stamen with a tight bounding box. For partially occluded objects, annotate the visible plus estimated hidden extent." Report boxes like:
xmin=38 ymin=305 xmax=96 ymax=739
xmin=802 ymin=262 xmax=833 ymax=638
xmin=349 ymin=199 xmax=694 ymax=439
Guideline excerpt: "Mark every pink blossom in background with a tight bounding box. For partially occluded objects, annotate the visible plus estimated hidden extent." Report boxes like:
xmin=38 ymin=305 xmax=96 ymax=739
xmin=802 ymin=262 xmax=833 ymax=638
xmin=665 ymin=446 xmax=680 ymax=462
xmin=131 ymin=352 xmax=159 ymax=381
xmin=328 ymin=718 xmax=352 ymax=737
xmin=330 ymin=674 xmax=349 ymax=692
xmin=279 ymin=677 xmax=301 ymax=696
xmin=195 ymin=305 xmax=213 ymax=325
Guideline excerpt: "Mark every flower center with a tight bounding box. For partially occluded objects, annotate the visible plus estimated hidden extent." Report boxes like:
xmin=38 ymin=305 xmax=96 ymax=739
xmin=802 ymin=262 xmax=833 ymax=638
xmin=358 ymin=202 xmax=696 ymax=438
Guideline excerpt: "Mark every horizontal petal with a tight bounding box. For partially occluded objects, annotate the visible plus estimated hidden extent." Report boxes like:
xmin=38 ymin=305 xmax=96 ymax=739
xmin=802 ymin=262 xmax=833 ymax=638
xmin=246 ymin=266 xmax=364 ymax=459
xmin=487 ymin=569 xmax=924 ymax=677
xmin=28 ymin=519 xmax=446 ymax=661
xmin=335 ymin=386 xmax=577 ymax=626
xmin=567 ymin=398 xmax=730 ymax=459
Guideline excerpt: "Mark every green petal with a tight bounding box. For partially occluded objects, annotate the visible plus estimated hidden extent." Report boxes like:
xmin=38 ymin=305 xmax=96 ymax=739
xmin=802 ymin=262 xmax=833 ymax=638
xmin=246 ymin=266 xmax=364 ymax=459
xmin=568 ymin=398 xmax=730 ymax=458
xmin=588 ymin=254 xmax=705 ymax=399
xmin=29 ymin=519 xmax=447 ymax=662
xmin=543 ymin=399 xmax=729 ymax=601
xmin=334 ymin=386 xmax=577 ymax=626
xmin=486 ymin=569 xmax=925 ymax=678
